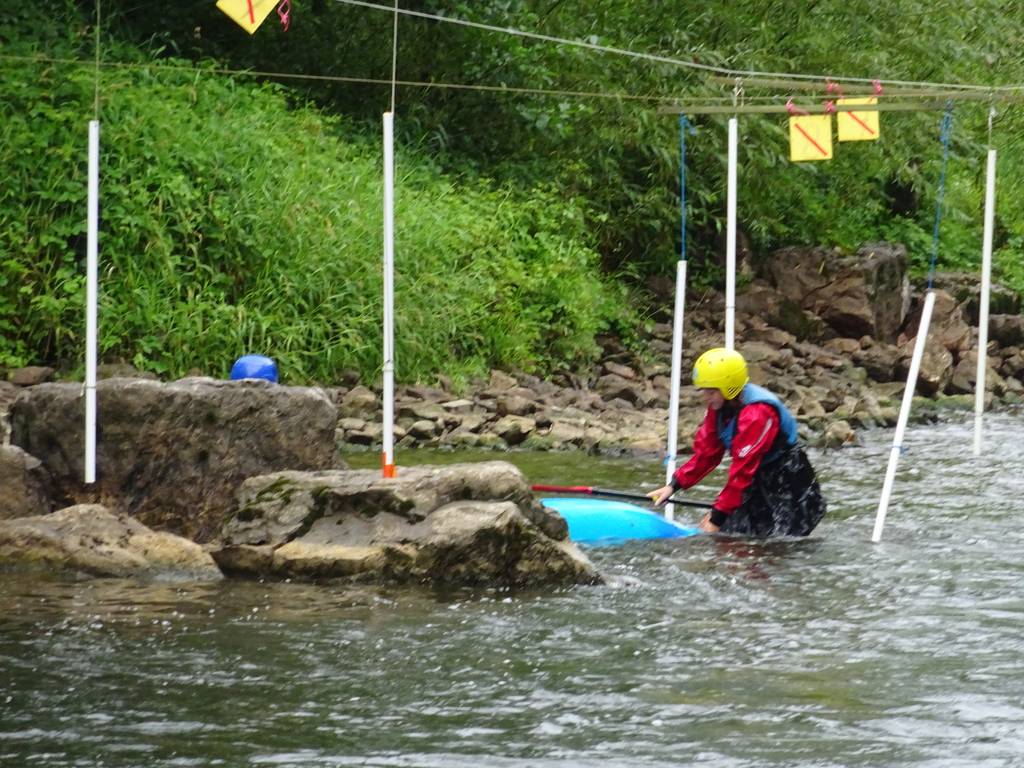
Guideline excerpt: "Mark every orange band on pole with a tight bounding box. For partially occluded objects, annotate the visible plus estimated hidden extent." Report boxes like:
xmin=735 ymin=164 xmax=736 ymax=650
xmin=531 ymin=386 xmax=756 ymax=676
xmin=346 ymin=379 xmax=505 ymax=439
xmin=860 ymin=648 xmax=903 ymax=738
xmin=382 ymin=456 xmax=396 ymax=478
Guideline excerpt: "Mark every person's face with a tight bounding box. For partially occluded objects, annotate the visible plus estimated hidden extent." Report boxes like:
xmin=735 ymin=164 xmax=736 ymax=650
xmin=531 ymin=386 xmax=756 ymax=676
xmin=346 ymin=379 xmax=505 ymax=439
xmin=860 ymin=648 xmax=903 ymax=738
xmin=701 ymin=388 xmax=726 ymax=410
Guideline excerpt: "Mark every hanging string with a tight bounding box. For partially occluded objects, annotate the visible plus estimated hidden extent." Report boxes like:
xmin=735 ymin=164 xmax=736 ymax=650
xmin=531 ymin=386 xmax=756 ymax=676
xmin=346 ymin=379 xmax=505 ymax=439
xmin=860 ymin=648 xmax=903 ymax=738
xmin=927 ymin=103 xmax=955 ymax=289
xmin=389 ymin=0 xmax=399 ymax=113
xmin=277 ymin=0 xmax=292 ymax=31
xmin=93 ymin=0 xmax=101 ymax=119
xmin=678 ymin=115 xmax=695 ymax=263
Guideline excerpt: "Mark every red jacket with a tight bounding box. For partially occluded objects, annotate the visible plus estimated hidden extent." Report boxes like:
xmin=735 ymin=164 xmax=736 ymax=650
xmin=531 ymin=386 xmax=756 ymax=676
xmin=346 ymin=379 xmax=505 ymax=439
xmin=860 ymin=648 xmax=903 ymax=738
xmin=671 ymin=402 xmax=780 ymax=514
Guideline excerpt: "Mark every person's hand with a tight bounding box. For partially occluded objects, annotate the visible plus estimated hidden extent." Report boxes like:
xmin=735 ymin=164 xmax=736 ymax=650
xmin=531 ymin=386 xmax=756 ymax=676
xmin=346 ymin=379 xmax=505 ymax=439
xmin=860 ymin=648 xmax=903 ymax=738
xmin=697 ymin=512 xmax=721 ymax=533
xmin=648 ymin=484 xmax=675 ymax=507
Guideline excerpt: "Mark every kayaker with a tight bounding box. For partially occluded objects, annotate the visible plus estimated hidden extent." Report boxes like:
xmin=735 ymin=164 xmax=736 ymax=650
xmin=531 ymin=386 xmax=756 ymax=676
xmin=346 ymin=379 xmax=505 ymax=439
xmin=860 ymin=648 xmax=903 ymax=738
xmin=649 ymin=347 xmax=826 ymax=537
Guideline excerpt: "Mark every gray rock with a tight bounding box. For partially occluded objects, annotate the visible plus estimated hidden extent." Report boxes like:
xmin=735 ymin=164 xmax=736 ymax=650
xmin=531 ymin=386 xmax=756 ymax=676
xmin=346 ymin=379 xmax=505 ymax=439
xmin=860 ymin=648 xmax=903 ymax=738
xmin=492 ymin=415 xmax=536 ymax=446
xmin=897 ymin=337 xmax=953 ymax=396
xmin=989 ymin=315 xmax=1024 ymax=348
xmin=8 ymin=366 xmax=55 ymax=386
xmin=214 ymin=462 xmax=595 ymax=587
xmin=10 ymin=378 xmax=340 ymax=542
xmin=338 ymin=385 xmax=378 ymax=418
xmin=0 ymin=445 xmax=54 ymax=519
xmin=763 ymin=242 xmax=909 ymax=343
xmin=901 ymin=290 xmax=970 ymax=353
xmin=0 ymin=504 xmax=222 ymax=580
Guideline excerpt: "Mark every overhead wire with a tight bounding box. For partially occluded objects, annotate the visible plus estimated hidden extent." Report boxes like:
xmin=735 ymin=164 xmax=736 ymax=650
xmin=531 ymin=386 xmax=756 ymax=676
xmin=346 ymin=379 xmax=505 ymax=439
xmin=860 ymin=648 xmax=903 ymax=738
xmin=10 ymin=2 xmax=1024 ymax=113
xmin=0 ymin=53 xmax=761 ymax=104
xmin=331 ymin=0 xmax=1024 ymax=95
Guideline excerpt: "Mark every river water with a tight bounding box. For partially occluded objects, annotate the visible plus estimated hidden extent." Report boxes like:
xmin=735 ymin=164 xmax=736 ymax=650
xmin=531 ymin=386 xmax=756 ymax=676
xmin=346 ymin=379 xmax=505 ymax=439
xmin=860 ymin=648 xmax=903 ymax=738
xmin=2 ymin=411 xmax=1023 ymax=767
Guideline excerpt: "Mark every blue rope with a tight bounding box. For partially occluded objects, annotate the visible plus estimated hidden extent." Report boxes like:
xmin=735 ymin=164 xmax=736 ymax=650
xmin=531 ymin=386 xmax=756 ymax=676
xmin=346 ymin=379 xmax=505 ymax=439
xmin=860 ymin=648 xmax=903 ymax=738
xmin=927 ymin=104 xmax=954 ymax=289
xmin=679 ymin=115 xmax=696 ymax=263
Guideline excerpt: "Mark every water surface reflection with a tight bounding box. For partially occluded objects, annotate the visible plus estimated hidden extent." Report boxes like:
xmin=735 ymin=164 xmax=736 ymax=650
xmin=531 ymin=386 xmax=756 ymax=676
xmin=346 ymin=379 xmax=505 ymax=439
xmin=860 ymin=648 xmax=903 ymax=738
xmin=3 ymin=411 xmax=1023 ymax=767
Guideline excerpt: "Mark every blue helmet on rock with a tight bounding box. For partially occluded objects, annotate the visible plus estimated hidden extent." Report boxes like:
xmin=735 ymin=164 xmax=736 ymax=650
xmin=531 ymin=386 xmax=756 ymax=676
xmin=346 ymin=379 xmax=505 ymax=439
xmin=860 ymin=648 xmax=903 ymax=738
xmin=230 ymin=354 xmax=278 ymax=383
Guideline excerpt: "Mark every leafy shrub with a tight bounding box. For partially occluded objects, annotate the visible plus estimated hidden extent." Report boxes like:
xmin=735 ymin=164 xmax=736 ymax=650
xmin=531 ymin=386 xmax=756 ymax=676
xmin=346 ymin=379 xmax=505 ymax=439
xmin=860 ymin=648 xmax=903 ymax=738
xmin=0 ymin=19 xmax=629 ymax=382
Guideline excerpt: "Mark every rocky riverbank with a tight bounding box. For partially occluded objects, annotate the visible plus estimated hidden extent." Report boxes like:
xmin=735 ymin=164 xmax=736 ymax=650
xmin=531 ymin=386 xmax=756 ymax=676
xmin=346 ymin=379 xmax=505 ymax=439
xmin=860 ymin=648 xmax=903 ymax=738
xmin=1 ymin=242 xmax=1022 ymax=584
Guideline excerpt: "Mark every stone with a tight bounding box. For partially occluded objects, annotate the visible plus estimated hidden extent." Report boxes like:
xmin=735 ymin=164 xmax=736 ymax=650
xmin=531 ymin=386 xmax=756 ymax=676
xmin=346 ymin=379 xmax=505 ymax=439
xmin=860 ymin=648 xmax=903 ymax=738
xmin=0 ymin=504 xmax=222 ymax=580
xmin=822 ymin=420 xmax=857 ymax=448
xmin=8 ymin=366 xmax=55 ymax=386
xmin=595 ymin=374 xmax=640 ymax=404
xmin=338 ymin=385 xmax=378 ymax=417
xmin=488 ymin=370 xmax=518 ymax=391
xmin=948 ymin=351 xmax=1005 ymax=396
xmin=763 ymin=242 xmax=909 ymax=342
xmin=602 ymin=361 xmax=637 ymax=380
xmin=214 ymin=462 xmax=597 ymax=587
xmin=492 ymin=415 xmax=536 ymax=446
xmin=896 ymin=337 xmax=953 ymax=397
xmin=496 ymin=395 xmax=536 ymax=417
xmin=989 ymin=315 xmax=1024 ymax=348
xmin=0 ymin=445 xmax=54 ymax=519
xmin=10 ymin=378 xmax=340 ymax=541
xmin=901 ymin=290 xmax=970 ymax=353
xmin=930 ymin=272 xmax=1021 ymax=321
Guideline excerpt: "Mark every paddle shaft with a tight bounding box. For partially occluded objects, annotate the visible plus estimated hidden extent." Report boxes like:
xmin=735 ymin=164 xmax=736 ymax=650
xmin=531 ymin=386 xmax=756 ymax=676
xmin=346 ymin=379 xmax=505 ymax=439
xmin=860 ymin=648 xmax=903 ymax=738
xmin=530 ymin=484 xmax=714 ymax=510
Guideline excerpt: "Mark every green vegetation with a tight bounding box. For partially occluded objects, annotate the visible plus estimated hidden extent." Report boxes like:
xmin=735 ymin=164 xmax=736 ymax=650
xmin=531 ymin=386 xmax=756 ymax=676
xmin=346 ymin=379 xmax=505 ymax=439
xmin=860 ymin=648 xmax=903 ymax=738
xmin=0 ymin=3 xmax=628 ymax=382
xmin=3 ymin=1 xmax=1024 ymax=383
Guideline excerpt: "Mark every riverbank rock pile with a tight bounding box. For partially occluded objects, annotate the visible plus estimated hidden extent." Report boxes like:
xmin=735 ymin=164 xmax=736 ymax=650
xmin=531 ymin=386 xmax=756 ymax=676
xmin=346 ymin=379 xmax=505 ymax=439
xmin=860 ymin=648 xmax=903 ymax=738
xmin=0 ymin=378 xmax=600 ymax=586
xmin=330 ymin=244 xmax=1022 ymax=454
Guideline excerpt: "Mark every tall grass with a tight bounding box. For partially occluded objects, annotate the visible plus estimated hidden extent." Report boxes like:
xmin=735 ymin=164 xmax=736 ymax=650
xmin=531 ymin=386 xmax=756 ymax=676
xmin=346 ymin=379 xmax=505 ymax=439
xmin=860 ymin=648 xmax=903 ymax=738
xmin=0 ymin=47 xmax=631 ymax=384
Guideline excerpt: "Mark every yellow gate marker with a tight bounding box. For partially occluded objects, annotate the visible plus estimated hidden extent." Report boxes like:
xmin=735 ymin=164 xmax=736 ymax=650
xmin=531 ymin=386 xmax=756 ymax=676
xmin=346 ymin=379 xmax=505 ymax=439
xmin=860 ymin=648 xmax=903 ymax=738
xmin=216 ymin=0 xmax=278 ymax=35
xmin=789 ymin=114 xmax=833 ymax=161
xmin=837 ymin=97 xmax=880 ymax=141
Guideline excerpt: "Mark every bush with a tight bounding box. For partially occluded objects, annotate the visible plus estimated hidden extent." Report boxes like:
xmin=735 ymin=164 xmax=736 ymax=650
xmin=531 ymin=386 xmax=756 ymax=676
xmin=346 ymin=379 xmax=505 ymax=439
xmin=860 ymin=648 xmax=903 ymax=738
xmin=0 ymin=33 xmax=630 ymax=382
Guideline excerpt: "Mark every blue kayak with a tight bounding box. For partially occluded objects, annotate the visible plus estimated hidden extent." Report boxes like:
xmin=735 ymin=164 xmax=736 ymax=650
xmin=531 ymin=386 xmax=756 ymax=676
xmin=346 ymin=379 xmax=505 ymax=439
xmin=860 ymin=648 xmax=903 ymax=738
xmin=541 ymin=497 xmax=701 ymax=545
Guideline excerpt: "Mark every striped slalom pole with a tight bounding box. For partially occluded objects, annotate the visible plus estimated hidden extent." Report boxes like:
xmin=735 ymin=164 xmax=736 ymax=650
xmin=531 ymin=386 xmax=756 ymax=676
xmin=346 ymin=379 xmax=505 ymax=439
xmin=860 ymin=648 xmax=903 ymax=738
xmin=872 ymin=291 xmax=935 ymax=542
xmin=974 ymin=145 xmax=996 ymax=456
xmin=381 ymin=111 xmax=396 ymax=478
xmin=725 ymin=116 xmax=738 ymax=351
xmin=664 ymin=115 xmax=694 ymax=521
xmin=85 ymin=120 xmax=99 ymax=484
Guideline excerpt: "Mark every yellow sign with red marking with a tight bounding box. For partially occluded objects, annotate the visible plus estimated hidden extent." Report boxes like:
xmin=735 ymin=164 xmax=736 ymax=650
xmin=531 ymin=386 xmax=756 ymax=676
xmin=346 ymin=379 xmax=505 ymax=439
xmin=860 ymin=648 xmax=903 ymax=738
xmin=837 ymin=97 xmax=880 ymax=141
xmin=216 ymin=0 xmax=278 ymax=35
xmin=788 ymin=114 xmax=833 ymax=162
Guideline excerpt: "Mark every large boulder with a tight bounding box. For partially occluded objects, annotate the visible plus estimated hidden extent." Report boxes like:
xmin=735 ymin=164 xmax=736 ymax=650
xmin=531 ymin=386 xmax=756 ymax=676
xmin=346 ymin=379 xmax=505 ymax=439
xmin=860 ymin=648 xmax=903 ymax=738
xmin=763 ymin=242 xmax=910 ymax=343
xmin=0 ymin=504 xmax=222 ymax=579
xmin=10 ymin=377 xmax=340 ymax=541
xmin=213 ymin=461 xmax=599 ymax=587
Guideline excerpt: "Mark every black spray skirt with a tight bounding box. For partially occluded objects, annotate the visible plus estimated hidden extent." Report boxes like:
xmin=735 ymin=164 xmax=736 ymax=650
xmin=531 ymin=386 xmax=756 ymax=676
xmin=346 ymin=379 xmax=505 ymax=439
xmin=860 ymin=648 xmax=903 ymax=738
xmin=718 ymin=445 xmax=827 ymax=538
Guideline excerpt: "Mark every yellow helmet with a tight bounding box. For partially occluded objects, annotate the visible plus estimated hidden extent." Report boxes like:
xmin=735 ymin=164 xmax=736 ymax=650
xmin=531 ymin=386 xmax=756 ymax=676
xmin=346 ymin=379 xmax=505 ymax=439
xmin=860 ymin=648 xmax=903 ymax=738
xmin=691 ymin=348 xmax=749 ymax=400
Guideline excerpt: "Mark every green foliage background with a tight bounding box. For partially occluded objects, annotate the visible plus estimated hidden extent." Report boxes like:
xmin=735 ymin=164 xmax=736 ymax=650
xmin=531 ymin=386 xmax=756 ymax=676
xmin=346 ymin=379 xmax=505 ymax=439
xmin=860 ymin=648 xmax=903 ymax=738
xmin=3 ymin=1 xmax=1024 ymax=383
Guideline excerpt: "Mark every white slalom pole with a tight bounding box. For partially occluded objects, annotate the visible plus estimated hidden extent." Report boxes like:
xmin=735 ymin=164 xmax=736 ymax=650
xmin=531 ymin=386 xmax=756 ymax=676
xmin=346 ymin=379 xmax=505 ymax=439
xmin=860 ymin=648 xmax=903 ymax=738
xmin=872 ymin=290 xmax=936 ymax=543
xmin=85 ymin=120 xmax=99 ymax=484
xmin=725 ymin=117 xmax=738 ymax=351
xmin=664 ymin=258 xmax=687 ymax=522
xmin=381 ymin=112 xmax=396 ymax=478
xmin=974 ymin=148 xmax=996 ymax=456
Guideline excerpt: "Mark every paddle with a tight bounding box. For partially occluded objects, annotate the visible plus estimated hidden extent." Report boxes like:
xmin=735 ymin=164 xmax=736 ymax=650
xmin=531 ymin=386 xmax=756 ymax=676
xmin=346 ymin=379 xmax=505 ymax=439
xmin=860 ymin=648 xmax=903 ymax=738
xmin=530 ymin=484 xmax=714 ymax=510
